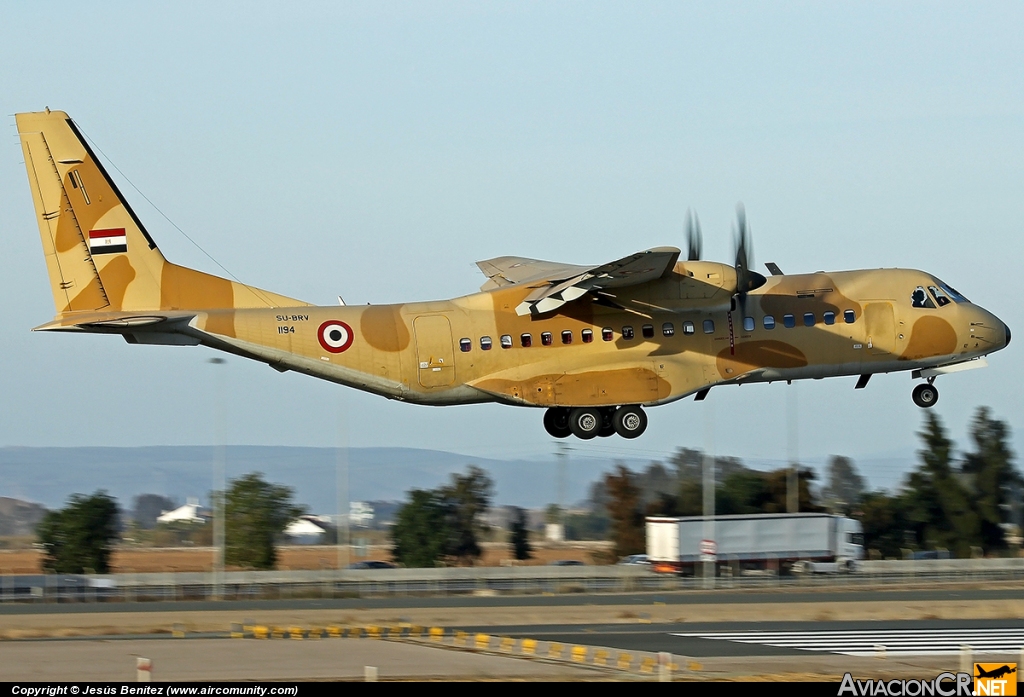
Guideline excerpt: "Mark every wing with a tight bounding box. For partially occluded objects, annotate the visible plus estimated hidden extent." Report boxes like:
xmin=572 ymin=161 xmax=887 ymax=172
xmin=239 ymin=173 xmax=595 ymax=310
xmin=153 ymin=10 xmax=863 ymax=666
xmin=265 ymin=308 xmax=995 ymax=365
xmin=475 ymin=256 xmax=592 ymax=290
xmin=498 ymin=247 xmax=681 ymax=317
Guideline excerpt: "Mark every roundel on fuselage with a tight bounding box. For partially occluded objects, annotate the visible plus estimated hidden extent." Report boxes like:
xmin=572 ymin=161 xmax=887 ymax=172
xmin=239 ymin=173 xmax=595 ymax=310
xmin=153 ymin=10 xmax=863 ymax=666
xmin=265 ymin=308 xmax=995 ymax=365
xmin=318 ymin=320 xmax=353 ymax=353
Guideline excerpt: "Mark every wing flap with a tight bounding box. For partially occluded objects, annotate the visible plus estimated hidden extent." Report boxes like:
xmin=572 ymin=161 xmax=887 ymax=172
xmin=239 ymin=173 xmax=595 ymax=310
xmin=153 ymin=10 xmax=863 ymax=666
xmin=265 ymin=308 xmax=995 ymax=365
xmin=513 ymin=247 xmax=681 ymax=316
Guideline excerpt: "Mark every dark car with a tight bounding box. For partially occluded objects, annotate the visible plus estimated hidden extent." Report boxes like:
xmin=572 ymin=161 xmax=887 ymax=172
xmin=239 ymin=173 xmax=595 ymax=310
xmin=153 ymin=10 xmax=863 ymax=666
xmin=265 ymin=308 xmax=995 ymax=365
xmin=549 ymin=560 xmax=585 ymax=566
xmin=347 ymin=560 xmax=397 ymax=569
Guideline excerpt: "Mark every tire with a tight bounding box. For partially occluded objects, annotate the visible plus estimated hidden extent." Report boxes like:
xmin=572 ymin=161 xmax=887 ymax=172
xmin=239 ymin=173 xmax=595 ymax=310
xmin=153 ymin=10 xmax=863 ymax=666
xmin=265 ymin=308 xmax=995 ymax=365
xmin=912 ymin=383 xmax=939 ymax=408
xmin=543 ymin=408 xmax=572 ymax=438
xmin=598 ymin=408 xmax=616 ymax=437
xmin=613 ymin=405 xmax=648 ymax=439
xmin=569 ymin=407 xmax=602 ymax=440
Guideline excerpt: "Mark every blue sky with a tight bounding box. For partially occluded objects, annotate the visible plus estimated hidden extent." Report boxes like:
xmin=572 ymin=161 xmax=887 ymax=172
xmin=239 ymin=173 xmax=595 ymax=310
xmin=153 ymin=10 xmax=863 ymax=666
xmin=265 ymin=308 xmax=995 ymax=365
xmin=1 ymin=2 xmax=1021 ymax=491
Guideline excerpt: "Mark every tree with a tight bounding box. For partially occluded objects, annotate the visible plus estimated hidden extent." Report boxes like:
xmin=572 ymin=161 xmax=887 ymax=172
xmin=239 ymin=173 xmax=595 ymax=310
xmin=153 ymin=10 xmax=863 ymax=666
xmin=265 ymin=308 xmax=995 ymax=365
xmin=904 ymin=412 xmax=980 ymax=557
xmin=508 ymin=506 xmax=533 ymax=560
xmin=37 ymin=491 xmax=120 ymax=574
xmin=439 ymin=465 xmax=493 ymax=565
xmin=962 ymin=407 xmax=1018 ymax=552
xmin=822 ymin=456 xmax=866 ymax=515
xmin=390 ymin=466 xmax=493 ymax=567
xmin=132 ymin=494 xmax=175 ymax=530
xmin=391 ymin=489 xmax=452 ymax=567
xmin=224 ymin=473 xmax=304 ymax=570
xmin=858 ymin=491 xmax=911 ymax=559
xmin=605 ymin=465 xmax=645 ymax=558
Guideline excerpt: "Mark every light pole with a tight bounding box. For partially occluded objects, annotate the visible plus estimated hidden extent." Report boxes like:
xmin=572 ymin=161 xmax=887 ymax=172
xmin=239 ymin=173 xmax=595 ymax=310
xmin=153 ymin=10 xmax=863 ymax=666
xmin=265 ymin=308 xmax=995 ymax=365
xmin=208 ymin=357 xmax=226 ymax=601
xmin=336 ymin=396 xmax=349 ymax=576
xmin=702 ymin=399 xmax=715 ymax=589
xmin=787 ymin=382 xmax=799 ymax=514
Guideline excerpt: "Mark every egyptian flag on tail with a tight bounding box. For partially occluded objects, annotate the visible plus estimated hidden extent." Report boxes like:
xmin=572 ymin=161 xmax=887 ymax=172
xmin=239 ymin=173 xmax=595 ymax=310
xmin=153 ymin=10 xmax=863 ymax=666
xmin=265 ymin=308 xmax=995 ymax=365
xmin=89 ymin=228 xmax=127 ymax=255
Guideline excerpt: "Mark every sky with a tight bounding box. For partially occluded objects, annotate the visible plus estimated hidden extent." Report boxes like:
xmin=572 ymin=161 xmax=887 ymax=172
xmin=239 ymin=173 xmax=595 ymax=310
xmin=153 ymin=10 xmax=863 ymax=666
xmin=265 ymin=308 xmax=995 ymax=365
xmin=1 ymin=2 xmax=1022 ymax=494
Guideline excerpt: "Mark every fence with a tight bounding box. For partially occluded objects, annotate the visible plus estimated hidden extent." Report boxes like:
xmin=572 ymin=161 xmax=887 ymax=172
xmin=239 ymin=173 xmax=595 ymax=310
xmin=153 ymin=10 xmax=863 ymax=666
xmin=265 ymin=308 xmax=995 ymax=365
xmin=2 ymin=558 xmax=1024 ymax=604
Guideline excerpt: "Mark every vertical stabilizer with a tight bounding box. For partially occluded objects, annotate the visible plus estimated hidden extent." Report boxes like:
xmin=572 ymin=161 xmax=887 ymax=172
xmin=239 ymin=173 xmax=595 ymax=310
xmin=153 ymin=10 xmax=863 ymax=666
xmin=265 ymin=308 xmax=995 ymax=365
xmin=16 ymin=110 xmax=308 ymax=316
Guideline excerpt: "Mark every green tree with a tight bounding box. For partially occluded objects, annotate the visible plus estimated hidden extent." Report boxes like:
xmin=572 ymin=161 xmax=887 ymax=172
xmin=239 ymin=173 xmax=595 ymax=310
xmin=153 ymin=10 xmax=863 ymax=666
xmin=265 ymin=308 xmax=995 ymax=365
xmin=390 ymin=466 xmax=494 ymax=567
xmin=440 ymin=465 xmax=493 ymax=564
xmin=962 ymin=407 xmax=1018 ymax=552
xmin=904 ymin=413 xmax=980 ymax=557
xmin=391 ymin=489 xmax=453 ymax=567
xmin=224 ymin=473 xmax=304 ymax=570
xmin=857 ymin=491 xmax=911 ymax=559
xmin=37 ymin=491 xmax=120 ymax=574
xmin=508 ymin=506 xmax=533 ymax=561
xmin=605 ymin=465 xmax=645 ymax=557
xmin=822 ymin=456 xmax=866 ymax=515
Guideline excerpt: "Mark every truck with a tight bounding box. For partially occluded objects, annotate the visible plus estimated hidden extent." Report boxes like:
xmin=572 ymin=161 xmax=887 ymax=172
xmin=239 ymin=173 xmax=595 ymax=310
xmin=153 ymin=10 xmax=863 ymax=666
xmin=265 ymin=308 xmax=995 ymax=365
xmin=646 ymin=513 xmax=864 ymax=575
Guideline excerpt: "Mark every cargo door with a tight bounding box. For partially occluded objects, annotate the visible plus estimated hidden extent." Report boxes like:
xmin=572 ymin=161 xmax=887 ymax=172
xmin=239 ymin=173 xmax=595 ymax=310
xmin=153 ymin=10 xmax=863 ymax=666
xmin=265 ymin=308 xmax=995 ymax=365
xmin=413 ymin=316 xmax=455 ymax=388
xmin=863 ymin=302 xmax=896 ymax=356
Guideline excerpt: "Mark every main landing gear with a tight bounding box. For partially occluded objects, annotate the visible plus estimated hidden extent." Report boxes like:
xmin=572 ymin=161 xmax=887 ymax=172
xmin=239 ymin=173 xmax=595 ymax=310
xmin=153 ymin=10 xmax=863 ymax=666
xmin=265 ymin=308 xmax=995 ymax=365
xmin=543 ymin=406 xmax=648 ymax=440
xmin=912 ymin=381 xmax=939 ymax=408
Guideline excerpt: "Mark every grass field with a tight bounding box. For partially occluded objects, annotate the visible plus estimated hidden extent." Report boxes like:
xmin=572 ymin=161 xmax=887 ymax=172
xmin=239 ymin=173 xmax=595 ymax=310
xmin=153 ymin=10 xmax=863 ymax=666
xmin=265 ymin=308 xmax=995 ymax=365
xmin=0 ymin=540 xmax=613 ymax=574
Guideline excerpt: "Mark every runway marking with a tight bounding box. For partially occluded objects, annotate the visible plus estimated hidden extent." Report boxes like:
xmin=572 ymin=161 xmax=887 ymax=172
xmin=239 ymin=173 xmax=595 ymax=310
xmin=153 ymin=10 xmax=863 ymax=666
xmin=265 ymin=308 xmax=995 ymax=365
xmin=672 ymin=628 xmax=1024 ymax=656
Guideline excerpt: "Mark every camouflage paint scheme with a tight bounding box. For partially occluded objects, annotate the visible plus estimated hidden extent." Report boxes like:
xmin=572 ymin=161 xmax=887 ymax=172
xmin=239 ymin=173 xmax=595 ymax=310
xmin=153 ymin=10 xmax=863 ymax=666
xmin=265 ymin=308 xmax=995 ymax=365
xmin=16 ymin=110 xmax=1010 ymax=417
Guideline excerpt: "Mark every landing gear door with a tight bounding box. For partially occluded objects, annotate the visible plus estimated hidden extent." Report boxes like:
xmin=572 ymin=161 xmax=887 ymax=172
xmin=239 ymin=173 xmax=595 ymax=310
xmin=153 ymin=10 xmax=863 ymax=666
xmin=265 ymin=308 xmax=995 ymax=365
xmin=413 ymin=315 xmax=455 ymax=388
xmin=863 ymin=302 xmax=896 ymax=356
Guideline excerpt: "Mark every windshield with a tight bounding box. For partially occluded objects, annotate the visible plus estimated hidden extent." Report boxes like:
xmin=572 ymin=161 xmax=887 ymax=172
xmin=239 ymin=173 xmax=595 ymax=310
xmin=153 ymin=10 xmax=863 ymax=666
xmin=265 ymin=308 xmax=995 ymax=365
xmin=933 ymin=278 xmax=969 ymax=303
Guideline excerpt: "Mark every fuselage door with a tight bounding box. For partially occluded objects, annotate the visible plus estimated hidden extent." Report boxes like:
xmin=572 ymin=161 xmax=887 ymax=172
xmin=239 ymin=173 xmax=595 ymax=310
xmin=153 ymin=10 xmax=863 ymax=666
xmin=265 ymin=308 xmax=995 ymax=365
xmin=413 ymin=315 xmax=456 ymax=388
xmin=863 ymin=302 xmax=896 ymax=356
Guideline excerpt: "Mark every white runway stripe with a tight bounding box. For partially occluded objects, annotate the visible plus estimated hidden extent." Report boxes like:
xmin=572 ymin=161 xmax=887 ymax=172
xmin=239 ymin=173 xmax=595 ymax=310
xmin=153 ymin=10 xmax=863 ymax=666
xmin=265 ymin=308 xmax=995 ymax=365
xmin=673 ymin=628 xmax=1024 ymax=656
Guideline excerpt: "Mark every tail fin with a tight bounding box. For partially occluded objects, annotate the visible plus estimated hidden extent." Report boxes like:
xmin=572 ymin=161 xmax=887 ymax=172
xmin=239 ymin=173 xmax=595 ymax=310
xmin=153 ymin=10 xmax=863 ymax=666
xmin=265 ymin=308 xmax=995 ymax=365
xmin=16 ymin=110 xmax=308 ymax=317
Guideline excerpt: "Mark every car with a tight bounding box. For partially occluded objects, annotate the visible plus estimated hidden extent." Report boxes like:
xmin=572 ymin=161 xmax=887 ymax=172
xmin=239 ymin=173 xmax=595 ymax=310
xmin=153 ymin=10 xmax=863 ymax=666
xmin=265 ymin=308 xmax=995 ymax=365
xmin=549 ymin=560 xmax=585 ymax=566
xmin=346 ymin=560 xmax=397 ymax=569
xmin=618 ymin=554 xmax=650 ymax=565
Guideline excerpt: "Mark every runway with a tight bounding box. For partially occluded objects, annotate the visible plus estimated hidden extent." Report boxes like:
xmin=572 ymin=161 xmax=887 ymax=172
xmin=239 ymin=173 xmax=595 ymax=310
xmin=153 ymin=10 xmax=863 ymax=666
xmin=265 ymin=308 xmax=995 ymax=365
xmin=451 ymin=619 xmax=1024 ymax=657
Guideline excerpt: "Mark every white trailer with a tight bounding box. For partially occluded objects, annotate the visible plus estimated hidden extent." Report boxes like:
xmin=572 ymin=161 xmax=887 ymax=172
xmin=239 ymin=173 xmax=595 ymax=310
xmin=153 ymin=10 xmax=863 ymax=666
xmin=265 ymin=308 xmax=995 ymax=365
xmin=646 ymin=513 xmax=864 ymax=575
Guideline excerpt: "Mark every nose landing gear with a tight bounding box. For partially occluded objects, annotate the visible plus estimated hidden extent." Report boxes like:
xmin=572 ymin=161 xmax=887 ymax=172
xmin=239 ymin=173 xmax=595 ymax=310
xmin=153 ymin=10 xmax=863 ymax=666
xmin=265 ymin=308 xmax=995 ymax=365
xmin=543 ymin=405 xmax=648 ymax=439
xmin=912 ymin=381 xmax=939 ymax=408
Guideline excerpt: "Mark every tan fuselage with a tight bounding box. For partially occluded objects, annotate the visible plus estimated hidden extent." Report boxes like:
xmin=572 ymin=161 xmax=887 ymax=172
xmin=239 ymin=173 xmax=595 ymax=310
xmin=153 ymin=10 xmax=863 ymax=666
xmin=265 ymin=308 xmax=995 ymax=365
xmin=187 ymin=263 xmax=1004 ymax=408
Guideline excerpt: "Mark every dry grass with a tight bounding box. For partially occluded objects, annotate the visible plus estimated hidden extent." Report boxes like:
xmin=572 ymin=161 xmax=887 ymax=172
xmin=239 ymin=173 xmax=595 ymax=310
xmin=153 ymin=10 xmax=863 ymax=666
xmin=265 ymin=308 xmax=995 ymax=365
xmin=0 ymin=541 xmax=612 ymax=574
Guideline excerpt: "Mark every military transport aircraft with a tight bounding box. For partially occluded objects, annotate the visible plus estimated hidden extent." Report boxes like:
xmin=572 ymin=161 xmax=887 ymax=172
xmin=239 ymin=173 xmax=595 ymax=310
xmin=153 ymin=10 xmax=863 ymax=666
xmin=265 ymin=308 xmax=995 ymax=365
xmin=16 ymin=110 xmax=1011 ymax=439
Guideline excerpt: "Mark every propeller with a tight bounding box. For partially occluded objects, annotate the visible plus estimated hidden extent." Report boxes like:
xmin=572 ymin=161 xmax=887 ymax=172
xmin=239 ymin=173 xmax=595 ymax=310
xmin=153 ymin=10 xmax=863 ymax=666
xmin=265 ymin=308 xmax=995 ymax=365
xmin=732 ymin=204 xmax=766 ymax=314
xmin=685 ymin=210 xmax=703 ymax=262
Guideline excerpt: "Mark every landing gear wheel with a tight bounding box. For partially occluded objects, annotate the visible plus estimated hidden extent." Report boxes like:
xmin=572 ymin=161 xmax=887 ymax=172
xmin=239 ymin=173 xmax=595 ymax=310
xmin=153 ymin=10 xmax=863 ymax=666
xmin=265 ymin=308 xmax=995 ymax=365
xmin=613 ymin=405 xmax=648 ymax=439
xmin=598 ymin=408 xmax=616 ymax=438
xmin=543 ymin=407 xmax=572 ymax=438
xmin=569 ymin=407 xmax=602 ymax=440
xmin=912 ymin=383 xmax=939 ymax=408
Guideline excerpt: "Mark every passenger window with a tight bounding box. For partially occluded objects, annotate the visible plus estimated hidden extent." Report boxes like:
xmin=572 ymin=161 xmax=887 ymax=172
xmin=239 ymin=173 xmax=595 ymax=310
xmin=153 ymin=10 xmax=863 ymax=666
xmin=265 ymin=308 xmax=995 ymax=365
xmin=480 ymin=336 xmax=492 ymax=350
xmin=703 ymin=319 xmax=715 ymax=334
xmin=500 ymin=334 xmax=513 ymax=349
xmin=911 ymin=286 xmax=935 ymax=309
xmin=561 ymin=330 xmax=573 ymax=344
xmin=783 ymin=314 xmax=795 ymax=328
xmin=642 ymin=324 xmax=654 ymax=339
xmin=459 ymin=338 xmax=472 ymax=352
xmin=743 ymin=316 xmax=754 ymax=332
xmin=763 ymin=315 xmax=776 ymax=330
xmin=823 ymin=311 xmax=835 ymax=325
xmin=682 ymin=321 xmax=695 ymax=335
xmin=844 ymin=309 xmax=856 ymax=324
xmin=520 ymin=333 xmax=532 ymax=348
xmin=622 ymin=326 xmax=634 ymax=340
xmin=602 ymin=327 xmax=614 ymax=341
xmin=581 ymin=328 xmax=593 ymax=343
xmin=662 ymin=322 xmax=674 ymax=337
xmin=541 ymin=332 xmax=553 ymax=346
xmin=804 ymin=312 xmax=815 ymax=327
xmin=928 ymin=285 xmax=951 ymax=307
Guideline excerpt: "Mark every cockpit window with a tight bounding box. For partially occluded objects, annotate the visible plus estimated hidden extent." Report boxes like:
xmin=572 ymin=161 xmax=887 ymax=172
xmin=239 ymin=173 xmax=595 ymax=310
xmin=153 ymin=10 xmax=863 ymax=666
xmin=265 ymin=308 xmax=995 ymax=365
xmin=934 ymin=279 xmax=969 ymax=303
xmin=911 ymin=286 xmax=935 ymax=309
xmin=928 ymin=285 xmax=951 ymax=307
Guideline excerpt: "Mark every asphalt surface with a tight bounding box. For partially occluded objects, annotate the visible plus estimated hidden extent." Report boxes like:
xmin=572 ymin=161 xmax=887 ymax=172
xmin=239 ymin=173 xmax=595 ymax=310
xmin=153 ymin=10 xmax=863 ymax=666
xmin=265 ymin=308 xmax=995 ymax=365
xmin=449 ymin=619 xmax=1024 ymax=657
xmin=2 ymin=585 xmax=1021 ymax=615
